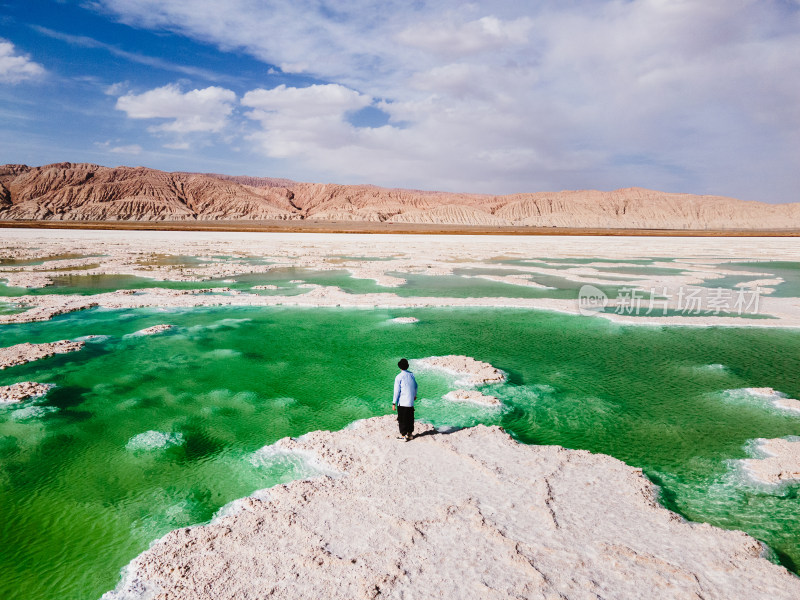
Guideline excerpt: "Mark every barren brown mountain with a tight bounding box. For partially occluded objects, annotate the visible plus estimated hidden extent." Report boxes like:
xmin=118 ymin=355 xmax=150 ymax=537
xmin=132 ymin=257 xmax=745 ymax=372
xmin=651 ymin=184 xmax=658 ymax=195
xmin=1 ymin=162 xmax=798 ymax=229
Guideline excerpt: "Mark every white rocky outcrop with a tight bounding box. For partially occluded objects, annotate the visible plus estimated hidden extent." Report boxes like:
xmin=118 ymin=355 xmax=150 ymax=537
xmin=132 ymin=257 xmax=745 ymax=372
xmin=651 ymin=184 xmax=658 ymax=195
xmin=103 ymin=416 xmax=800 ymax=600
xmin=0 ymin=340 xmax=85 ymax=369
xmin=0 ymin=382 xmax=54 ymax=403
xmin=416 ymin=355 xmax=507 ymax=386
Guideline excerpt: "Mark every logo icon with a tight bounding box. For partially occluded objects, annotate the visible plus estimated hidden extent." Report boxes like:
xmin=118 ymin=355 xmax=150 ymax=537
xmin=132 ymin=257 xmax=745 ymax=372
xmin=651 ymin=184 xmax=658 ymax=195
xmin=578 ymin=285 xmax=608 ymax=316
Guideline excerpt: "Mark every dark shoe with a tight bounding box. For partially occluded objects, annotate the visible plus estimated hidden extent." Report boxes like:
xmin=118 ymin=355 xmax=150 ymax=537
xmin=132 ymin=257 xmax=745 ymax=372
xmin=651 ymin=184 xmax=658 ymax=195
xmin=405 ymin=433 xmax=413 ymax=442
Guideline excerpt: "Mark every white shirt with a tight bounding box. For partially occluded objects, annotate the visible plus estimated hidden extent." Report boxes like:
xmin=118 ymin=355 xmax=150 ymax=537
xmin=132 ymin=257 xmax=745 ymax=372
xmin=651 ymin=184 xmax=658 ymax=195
xmin=393 ymin=369 xmax=417 ymax=407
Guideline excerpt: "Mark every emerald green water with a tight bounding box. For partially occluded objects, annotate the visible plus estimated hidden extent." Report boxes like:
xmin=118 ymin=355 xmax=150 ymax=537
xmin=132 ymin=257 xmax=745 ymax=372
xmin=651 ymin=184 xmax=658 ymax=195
xmin=1 ymin=306 xmax=800 ymax=598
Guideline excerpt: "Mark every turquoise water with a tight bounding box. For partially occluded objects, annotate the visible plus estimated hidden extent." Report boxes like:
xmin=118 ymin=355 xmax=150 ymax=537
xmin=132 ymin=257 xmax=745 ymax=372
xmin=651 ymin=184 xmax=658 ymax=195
xmin=1 ymin=306 xmax=800 ymax=598
xmin=727 ymin=261 xmax=800 ymax=298
xmin=591 ymin=265 xmax=688 ymax=276
xmin=692 ymin=261 xmax=800 ymax=299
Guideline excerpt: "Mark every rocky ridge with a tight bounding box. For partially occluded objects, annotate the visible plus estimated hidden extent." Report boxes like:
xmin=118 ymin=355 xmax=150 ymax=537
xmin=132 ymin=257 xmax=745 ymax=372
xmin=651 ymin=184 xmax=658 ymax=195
xmin=2 ymin=163 xmax=798 ymax=229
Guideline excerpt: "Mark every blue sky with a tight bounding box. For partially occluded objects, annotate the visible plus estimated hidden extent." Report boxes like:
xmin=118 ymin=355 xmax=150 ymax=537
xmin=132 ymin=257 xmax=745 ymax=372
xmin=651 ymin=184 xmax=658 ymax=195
xmin=1 ymin=0 xmax=798 ymax=202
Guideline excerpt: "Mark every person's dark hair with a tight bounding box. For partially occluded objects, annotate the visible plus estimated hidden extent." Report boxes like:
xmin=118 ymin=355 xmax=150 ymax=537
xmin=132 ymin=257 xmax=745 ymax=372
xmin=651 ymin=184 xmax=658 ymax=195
xmin=398 ymin=358 xmax=409 ymax=370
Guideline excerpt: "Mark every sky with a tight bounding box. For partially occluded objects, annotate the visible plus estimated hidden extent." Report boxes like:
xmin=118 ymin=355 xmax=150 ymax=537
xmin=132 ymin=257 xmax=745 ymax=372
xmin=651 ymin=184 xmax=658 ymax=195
xmin=0 ymin=1 xmax=798 ymax=202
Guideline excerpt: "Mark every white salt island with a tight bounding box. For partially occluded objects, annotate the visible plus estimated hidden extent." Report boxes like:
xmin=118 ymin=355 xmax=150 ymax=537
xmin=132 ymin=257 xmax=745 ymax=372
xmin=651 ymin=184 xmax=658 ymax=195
xmin=0 ymin=382 xmax=54 ymax=403
xmin=0 ymin=340 xmax=85 ymax=369
xmin=416 ymin=355 xmax=507 ymax=386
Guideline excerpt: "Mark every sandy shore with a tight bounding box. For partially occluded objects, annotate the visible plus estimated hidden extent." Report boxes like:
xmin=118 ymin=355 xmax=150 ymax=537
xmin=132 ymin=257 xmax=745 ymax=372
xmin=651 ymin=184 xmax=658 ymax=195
xmin=102 ymin=416 xmax=800 ymax=599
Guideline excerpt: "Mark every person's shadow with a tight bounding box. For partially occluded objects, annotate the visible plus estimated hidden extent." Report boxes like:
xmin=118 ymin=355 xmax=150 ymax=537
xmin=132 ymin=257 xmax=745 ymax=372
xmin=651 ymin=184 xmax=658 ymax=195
xmin=412 ymin=426 xmax=462 ymax=440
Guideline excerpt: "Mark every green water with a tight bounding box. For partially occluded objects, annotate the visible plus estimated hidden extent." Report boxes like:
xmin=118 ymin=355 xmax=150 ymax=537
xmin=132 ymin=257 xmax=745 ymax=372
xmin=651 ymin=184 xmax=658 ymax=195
xmin=1 ymin=307 xmax=800 ymax=598
xmin=727 ymin=261 xmax=800 ymax=298
xmin=591 ymin=265 xmax=688 ymax=276
xmin=1 ymin=265 xmax=624 ymax=300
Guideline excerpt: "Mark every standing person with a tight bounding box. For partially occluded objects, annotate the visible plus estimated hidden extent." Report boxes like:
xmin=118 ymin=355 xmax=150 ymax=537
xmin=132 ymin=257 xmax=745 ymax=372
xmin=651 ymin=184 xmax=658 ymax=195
xmin=392 ymin=358 xmax=417 ymax=441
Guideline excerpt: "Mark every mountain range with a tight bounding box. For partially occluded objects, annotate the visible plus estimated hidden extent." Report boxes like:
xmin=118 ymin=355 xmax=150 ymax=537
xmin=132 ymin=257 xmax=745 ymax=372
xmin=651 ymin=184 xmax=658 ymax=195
xmin=1 ymin=162 xmax=797 ymax=229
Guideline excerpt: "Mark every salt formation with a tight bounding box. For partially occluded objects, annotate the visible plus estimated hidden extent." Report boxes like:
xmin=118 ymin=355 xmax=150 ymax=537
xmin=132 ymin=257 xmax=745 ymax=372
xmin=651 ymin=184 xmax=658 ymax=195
xmin=130 ymin=324 xmax=174 ymax=336
xmin=389 ymin=317 xmax=419 ymax=324
xmin=416 ymin=355 xmax=507 ymax=386
xmin=0 ymin=340 xmax=84 ymax=369
xmin=443 ymin=389 xmax=502 ymax=406
xmin=745 ymin=388 xmax=800 ymax=413
xmin=0 ymin=382 xmax=54 ymax=403
xmin=126 ymin=431 xmax=185 ymax=452
xmin=741 ymin=438 xmax=800 ymax=484
xmin=103 ymin=417 xmax=800 ymax=600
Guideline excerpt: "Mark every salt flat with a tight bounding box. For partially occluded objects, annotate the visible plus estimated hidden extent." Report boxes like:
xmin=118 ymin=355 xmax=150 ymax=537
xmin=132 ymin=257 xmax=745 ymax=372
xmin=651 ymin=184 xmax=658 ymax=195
xmin=2 ymin=229 xmax=800 ymax=327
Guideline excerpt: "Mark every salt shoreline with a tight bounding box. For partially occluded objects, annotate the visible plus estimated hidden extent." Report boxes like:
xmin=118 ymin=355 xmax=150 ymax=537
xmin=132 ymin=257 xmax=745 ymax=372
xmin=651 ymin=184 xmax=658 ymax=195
xmin=102 ymin=416 xmax=800 ymax=599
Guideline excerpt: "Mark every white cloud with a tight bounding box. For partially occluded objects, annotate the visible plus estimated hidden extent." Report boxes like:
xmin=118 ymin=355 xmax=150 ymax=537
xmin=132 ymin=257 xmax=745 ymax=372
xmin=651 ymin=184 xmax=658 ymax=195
xmin=93 ymin=0 xmax=800 ymax=201
xmin=242 ymin=84 xmax=372 ymax=158
xmin=116 ymin=84 xmax=237 ymax=134
xmin=95 ymin=140 xmax=143 ymax=155
xmin=163 ymin=141 xmax=191 ymax=150
xmin=0 ymin=39 xmax=45 ymax=83
xmin=396 ymin=15 xmax=533 ymax=57
xmin=109 ymin=144 xmax=142 ymax=154
xmin=243 ymin=84 xmax=371 ymax=118
xmin=104 ymin=81 xmax=128 ymax=96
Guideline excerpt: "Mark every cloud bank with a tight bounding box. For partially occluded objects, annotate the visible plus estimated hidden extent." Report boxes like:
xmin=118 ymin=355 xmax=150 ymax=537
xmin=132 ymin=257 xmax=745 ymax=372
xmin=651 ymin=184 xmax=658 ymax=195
xmin=95 ymin=0 xmax=800 ymax=201
xmin=116 ymin=84 xmax=237 ymax=134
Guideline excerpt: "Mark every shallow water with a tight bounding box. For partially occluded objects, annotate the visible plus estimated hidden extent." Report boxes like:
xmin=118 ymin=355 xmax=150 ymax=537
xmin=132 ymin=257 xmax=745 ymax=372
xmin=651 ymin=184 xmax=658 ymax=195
xmin=1 ymin=306 xmax=800 ymax=598
xmin=728 ymin=261 xmax=800 ymax=298
xmin=1 ymin=264 xmax=624 ymax=300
